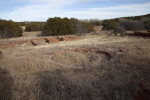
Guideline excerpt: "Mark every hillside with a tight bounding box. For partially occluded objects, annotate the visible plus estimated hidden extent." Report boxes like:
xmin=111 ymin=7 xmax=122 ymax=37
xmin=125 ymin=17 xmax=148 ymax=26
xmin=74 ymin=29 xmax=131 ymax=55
xmin=123 ymin=13 xmax=150 ymax=20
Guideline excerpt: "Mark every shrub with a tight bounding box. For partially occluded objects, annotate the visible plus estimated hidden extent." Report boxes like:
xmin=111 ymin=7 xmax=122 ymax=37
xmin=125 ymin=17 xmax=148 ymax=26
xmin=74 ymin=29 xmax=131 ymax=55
xmin=123 ymin=14 xmax=150 ymax=20
xmin=42 ymin=17 xmax=94 ymax=36
xmin=115 ymin=26 xmax=126 ymax=36
xmin=145 ymin=21 xmax=150 ymax=30
xmin=75 ymin=20 xmax=94 ymax=34
xmin=17 ymin=22 xmax=26 ymax=26
xmin=82 ymin=22 xmax=94 ymax=33
xmin=119 ymin=19 xmax=145 ymax=31
xmin=0 ymin=20 xmax=23 ymax=38
xmin=25 ymin=23 xmax=44 ymax=32
xmin=141 ymin=18 xmax=150 ymax=30
xmin=102 ymin=20 xmax=118 ymax=30
xmin=42 ymin=17 xmax=75 ymax=36
xmin=90 ymin=19 xmax=102 ymax=26
xmin=70 ymin=18 xmax=94 ymax=34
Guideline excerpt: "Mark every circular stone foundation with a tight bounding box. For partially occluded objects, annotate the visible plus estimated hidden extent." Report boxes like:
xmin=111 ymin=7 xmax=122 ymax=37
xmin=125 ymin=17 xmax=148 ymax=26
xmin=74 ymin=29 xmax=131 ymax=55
xmin=49 ymin=48 xmax=114 ymax=67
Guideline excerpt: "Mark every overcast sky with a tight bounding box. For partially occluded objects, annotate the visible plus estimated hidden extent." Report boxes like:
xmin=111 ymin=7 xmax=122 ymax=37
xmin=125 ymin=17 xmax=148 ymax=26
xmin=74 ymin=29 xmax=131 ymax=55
xmin=0 ymin=0 xmax=150 ymax=21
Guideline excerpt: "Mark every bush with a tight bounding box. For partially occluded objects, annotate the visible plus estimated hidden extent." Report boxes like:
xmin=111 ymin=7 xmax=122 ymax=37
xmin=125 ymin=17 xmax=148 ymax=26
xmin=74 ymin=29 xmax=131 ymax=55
xmin=90 ymin=19 xmax=102 ymax=26
xmin=102 ymin=20 xmax=118 ymax=30
xmin=42 ymin=17 xmax=75 ymax=36
xmin=141 ymin=18 xmax=150 ymax=30
xmin=42 ymin=17 xmax=94 ymax=36
xmin=25 ymin=23 xmax=44 ymax=32
xmin=115 ymin=26 xmax=126 ymax=36
xmin=74 ymin=20 xmax=94 ymax=34
xmin=145 ymin=21 xmax=150 ymax=30
xmin=0 ymin=20 xmax=23 ymax=38
xmin=119 ymin=19 xmax=145 ymax=31
xmin=17 ymin=22 xmax=26 ymax=26
xmin=82 ymin=22 xmax=94 ymax=33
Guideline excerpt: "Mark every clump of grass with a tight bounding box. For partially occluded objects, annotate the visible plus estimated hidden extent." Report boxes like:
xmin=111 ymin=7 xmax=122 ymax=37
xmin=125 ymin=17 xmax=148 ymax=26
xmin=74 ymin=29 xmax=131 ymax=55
xmin=0 ymin=68 xmax=14 ymax=100
xmin=34 ymin=48 xmax=150 ymax=100
xmin=52 ymin=52 xmax=109 ymax=68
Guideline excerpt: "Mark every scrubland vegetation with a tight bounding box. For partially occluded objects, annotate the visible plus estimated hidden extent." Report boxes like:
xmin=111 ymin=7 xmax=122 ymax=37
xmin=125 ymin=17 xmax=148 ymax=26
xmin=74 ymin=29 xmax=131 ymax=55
xmin=102 ymin=20 xmax=118 ymax=30
xmin=25 ymin=22 xmax=44 ymax=32
xmin=0 ymin=20 xmax=23 ymax=38
xmin=42 ymin=17 xmax=94 ymax=36
xmin=1 ymin=14 xmax=149 ymax=38
xmin=0 ymin=14 xmax=150 ymax=100
xmin=102 ymin=14 xmax=150 ymax=34
xmin=0 ymin=36 xmax=150 ymax=100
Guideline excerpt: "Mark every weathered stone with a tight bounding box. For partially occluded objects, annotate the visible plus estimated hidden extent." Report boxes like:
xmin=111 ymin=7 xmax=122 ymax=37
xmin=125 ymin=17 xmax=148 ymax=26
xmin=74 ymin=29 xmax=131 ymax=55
xmin=58 ymin=37 xmax=64 ymax=41
xmin=49 ymin=48 xmax=114 ymax=61
xmin=45 ymin=37 xmax=59 ymax=43
xmin=119 ymin=48 xmax=128 ymax=52
xmin=31 ymin=40 xmax=38 ymax=46
xmin=0 ymin=36 xmax=80 ymax=49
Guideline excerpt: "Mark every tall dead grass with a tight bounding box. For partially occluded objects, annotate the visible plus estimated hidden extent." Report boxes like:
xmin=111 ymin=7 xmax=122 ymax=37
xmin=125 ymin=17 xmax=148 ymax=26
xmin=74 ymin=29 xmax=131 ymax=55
xmin=0 ymin=41 xmax=150 ymax=100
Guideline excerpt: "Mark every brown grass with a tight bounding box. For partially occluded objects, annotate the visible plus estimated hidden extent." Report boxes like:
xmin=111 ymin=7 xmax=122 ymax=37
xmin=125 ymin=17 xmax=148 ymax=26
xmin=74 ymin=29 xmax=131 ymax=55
xmin=0 ymin=34 xmax=150 ymax=100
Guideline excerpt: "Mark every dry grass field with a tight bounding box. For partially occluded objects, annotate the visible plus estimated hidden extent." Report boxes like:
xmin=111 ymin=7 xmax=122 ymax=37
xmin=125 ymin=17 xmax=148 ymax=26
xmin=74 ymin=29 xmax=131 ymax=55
xmin=0 ymin=30 xmax=150 ymax=100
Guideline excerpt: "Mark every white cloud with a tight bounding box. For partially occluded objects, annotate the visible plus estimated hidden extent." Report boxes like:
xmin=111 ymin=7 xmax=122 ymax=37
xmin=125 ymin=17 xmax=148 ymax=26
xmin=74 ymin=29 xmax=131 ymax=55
xmin=2 ymin=0 xmax=150 ymax=21
xmin=3 ymin=0 xmax=79 ymax=21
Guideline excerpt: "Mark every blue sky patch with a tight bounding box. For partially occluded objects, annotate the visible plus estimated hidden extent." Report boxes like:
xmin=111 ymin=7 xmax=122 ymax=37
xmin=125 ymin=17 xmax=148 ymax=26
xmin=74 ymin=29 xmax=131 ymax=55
xmin=0 ymin=0 xmax=150 ymax=21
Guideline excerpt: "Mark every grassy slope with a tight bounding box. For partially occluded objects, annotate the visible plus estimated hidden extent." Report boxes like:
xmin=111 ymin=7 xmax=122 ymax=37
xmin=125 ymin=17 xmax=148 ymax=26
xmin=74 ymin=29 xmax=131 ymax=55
xmin=0 ymin=34 xmax=150 ymax=100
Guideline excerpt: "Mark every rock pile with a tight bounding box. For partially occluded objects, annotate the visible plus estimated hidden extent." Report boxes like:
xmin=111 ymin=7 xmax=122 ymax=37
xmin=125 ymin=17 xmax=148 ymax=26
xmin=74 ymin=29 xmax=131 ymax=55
xmin=49 ymin=48 xmax=114 ymax=61
xmin=0 ymin=36 xmax=79 ymax=49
